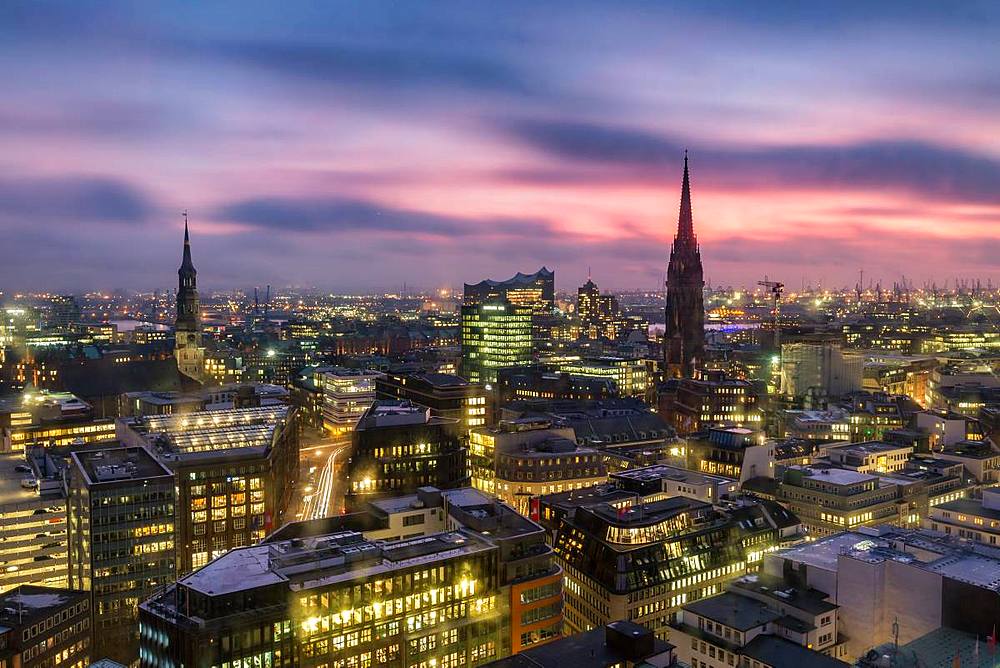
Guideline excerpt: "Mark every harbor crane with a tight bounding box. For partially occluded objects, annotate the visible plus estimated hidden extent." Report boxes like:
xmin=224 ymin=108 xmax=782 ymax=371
xmin=758 ymin=277 xmax=784 ymax=350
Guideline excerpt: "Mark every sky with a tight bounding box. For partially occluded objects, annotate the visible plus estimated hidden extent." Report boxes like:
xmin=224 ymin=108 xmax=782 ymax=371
xmin=1 ymin=1 xmax=998 ymax=294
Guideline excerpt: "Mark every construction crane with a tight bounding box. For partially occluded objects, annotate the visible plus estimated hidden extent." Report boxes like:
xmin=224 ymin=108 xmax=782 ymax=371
xmin=757 ymin=277 xmax=784 ymax=350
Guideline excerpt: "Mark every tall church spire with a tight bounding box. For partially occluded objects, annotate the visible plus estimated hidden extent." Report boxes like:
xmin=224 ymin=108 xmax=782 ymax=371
xmin=175 ymin=210 xmax=203 ymax=383
xmin=664 ymin=152 xmax=705 ymax=379
xmin=180 ymin=210 xmax=195 ymax=274
xmin=677 ymin=151 xmax=695 ymax=242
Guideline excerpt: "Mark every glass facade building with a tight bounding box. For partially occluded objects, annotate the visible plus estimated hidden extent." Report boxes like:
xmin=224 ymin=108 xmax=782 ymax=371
xmin=460 ymin=301 xmax=532 ymax=385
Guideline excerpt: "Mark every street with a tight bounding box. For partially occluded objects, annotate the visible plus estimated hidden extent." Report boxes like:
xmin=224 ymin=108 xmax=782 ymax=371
xmin=295 ymin=437 xmax=351 ymax=521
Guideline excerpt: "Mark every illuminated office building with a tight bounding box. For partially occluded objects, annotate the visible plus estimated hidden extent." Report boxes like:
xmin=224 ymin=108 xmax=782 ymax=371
xmin=142 ymin=528 xmax=523 ymax=668
xmin=67 ymin=446 xmax=176 ymax=664
xmin=317 ymin=367 xmax=383 ymax=434
xmin=469 ymin=419 xmax=606 ymax=515
xmin=554 ymin=356 xmax=650 ymax=398
xmin=262 ymin=486 xmax=564 ymax=656
xmin=0 ymin=586 xmax=92 ymax=668
xmin=496 ymin=366 xmax=616 ymax=403
xmin=464 ymin=268 xmax=554 ymax=355
xmin=376 ymin=370 xmax=491 ymax=431
xmin=117 ymin=405 xmax=299 ymax=574
xmin=47 ymin=295 xmax=81 ymax=330
xmin=685 ymin=427 xmax=773 ymax=482
xmin=463 ymin=268 xmax=555 ymax=320
xmin=926 ymin=487 xmax=1000 ymax=545
xmin=921 ymin=327 xmax=1000 ymax=353
xmin=346 ymin=400 xmax=468 ymax=508
xmin=0 ymin=451 xmax=67 ymax=593
xmin=577 ymin=279 xmax=629 ymax=341
xmin=658 ymin=369 xmax=764 ymax=435
xmin=767 ymin=463 xmax=972 ymax=537
xmin=1 ymin=391 xmax=116 ymax=453
xmin=543 ymin=487 xmax=799 ymax=638
xmin=460 ymin=300 xmax=533 ymax=385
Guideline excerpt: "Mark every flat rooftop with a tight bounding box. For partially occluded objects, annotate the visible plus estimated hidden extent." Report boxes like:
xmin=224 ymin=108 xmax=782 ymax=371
xmin=925 ymin=552 xmax=1000 ymax=591
xmin=72 ymin=446 xmax=173 ymax=486
xmin=0 ymin=586 xmax=87 ymax=627
xmin=934 ymin=498 xmax=1000 ymax=522
xmin=0 ymin=453 xmax=40 ymax=505
xmin=774 ymin=530 xmax=876 ymax=572
xmin=357 ymin=400 xmax=438 ymax=429
xmin=182 ymin=529 xmax=493 ymax=597
xmin=612 ymin=464 xmax=732 ymax=486
xmin=742 ymin=635 xmax=846 ymax=668
xmin=828 ymin=441 xmax=911 ymax=455
xmin=794 ymin=466 xmax=877 ymax=486
xmin=127 ymin=406 xmax=288 ymax=454
xmin=775 ymin=526 xmax=1000 ymax=590
xmin=682 ymin=592 xmax=782 ymax=631
xmin=730 ymin=574 xmax=837 ymax=615
xmin=487 ymin=621 xmax=674 ymax=668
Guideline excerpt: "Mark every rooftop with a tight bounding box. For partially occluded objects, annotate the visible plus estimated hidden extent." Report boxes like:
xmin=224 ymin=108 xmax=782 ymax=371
xmin=71 ymin=446 xmax=173 ymax=486
xmin=124 ymin=406 xmax=289 ymax=455
xmin=0 ymin=453 xmax=43 ymax=505
xmin=181 ymin=529 xmax=493 ymax=597
xmin=934 ymin=497 xmax=1000 ymax=522
xmin=612 ymin=464 xmax=733 ymax=487
xmin=0 ymin=586 xmax=87 ymax=627
xmin=356 ymin=400 xmax=439 ymax=429
xmin=791 ymin=466 xmax=877 ymax=486
xmin=730 ymin=574 xmax=837 ymax=615
xmin=861 ymin=626 xmax=996 ymax=668
xmin=484 ymin=621 xmax=674 ymax=668
xmin=741 ymin=634 xmax=846 ymax=668
xmin=682 ymin=591 xmax=782 ymax=631
xmin=827 ymin=440 xmax=912 ymax=456
xmin=774 ymin=525 xmax=1000 ymax=590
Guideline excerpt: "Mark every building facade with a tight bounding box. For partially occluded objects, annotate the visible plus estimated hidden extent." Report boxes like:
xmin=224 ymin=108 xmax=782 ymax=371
xmin=577 ymin=279 xmax=628 ymax=341
xmin=117 ymin=405 xmax=300 ymax=574
xmin=376 ymin=370 xmax=491 ymax=432
xmin=140 ymin=506 xmax=559 ymax=668
xmin=317 ymin=367 xmax=383 ymax=435
xmin=0 ymin=586 xmax=91 ymax=668
xmin=460 ymin=300 xmax=533 ymax=385
xmin=469 ymin=419 xmax=607 ymax=516
xmin=67 ymin=446 xmax=176 ymax=664
xmin=545 ymin=489 xmax=798 ymax=639
xmin=0 ymin=450 xmax=67 ymax=593
xmin=345 ymin=401 xmax=468 ymax=508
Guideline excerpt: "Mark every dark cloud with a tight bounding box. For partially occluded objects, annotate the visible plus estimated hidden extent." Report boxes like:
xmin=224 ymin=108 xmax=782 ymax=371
xmin=0 ymin=175 xmax=153 ymax=223
xmin=216 ymin=196 xmax=554 ymax=238
xmin=500 ymin=119 xmax=681 ymax=167
xmin=499 ymin=118 xmax=1000 ymax=203
xmin=205 ymin=40 xmax=536 ymax=98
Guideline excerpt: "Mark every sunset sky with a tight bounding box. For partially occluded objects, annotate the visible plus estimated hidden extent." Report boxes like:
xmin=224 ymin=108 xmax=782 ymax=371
xmin=1 ymin=1 xmax=998 ymax=293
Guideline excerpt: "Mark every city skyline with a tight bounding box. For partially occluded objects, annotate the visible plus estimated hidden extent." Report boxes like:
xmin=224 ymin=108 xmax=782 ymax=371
xmin=1 ymin=2 xmax=999 ymax=293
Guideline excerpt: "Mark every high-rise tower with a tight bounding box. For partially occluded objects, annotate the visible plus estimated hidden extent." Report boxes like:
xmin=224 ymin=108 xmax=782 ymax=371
xmin=664 ymin=154 xmax=705 ymax=378
xmin=175 ymin=212 xmax=204 ymax=382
